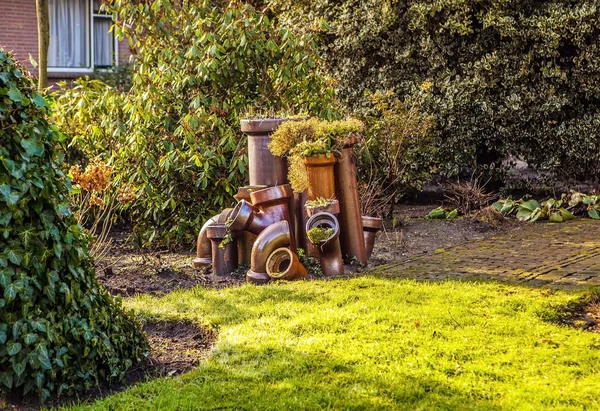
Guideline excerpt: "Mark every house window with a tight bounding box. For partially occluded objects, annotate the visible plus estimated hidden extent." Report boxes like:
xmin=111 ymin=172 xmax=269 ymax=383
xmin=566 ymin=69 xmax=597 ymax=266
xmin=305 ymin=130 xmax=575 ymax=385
xmin=48 ymin=0 xmax=116 ymax=71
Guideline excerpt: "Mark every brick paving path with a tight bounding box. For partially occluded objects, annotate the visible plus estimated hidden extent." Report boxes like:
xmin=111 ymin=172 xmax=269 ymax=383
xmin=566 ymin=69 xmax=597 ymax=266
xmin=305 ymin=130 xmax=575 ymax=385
xmin=377 ymin=220 xmax=600 ymax=288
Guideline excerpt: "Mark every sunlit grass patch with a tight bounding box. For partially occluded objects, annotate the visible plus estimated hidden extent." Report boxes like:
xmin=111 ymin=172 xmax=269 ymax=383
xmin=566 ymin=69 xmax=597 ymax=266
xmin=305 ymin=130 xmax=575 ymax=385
xmin=71 ymin=278 xmax=600 ymax=410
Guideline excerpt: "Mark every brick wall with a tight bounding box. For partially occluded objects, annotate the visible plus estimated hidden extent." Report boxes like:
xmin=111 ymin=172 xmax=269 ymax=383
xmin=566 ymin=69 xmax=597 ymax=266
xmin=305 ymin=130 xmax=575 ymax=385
xmin=0 ymin=0 xmax=38 ymax=74
xmin=0 ymin=0 xmax=132 ymax=82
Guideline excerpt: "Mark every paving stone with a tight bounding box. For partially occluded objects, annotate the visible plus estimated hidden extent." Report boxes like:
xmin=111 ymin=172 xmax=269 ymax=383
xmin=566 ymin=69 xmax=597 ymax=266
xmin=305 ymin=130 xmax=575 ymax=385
xmin=376 ymin=220 xmax=600 ymax=288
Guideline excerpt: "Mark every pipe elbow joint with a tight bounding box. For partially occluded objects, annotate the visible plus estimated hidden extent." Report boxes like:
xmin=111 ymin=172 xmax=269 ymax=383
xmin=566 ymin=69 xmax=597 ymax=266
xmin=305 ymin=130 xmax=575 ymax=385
xmin=247 ymin=220 xmax=292 ymax=282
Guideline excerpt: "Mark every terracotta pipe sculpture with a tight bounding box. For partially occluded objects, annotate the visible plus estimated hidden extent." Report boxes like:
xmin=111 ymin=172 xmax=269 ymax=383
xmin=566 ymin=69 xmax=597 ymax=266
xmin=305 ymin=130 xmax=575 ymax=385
xmin=303 ymin=154 xmax=337 ymax=200
xmin=206 ymin=224 xmax=238 ymax=276
xmin=334 ymin=136 xmax=367 ymax=263
xmin=193 ymin=208 xmax=233 ymax=268
xmin=266 ymin=247 xmax=308 ymax=280
xmin=362 ymin=216 xmax=383 ymax=260
xmin=233 ymin=185 xmax=267 ymax=264
xmin=241 ymin=118 xmax=289 ymax=187
xmin=228 ymin=184 xmax=295 ymax=249
xmin=306 ymin=212 xmax=344 ymax=276
xmin=247 ymin=220 xmax=292 ymax=284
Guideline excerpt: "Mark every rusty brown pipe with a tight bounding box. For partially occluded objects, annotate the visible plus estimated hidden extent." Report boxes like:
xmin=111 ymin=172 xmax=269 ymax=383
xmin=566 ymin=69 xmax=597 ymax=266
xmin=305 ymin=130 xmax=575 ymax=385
xmin=192 ymin=208 xmax=233 ymax=268
xmin=233 ymin=185 xmax=268 ymax=203
xmin=206 ymin=224 xmax=238 ymax=276
xmin=242 ymin=118 xmax=289 ymax=187
xmin=306 ymin=212 xmax=344 ymax=276
xmin=334 ymin=142 xmax=367 ymax=263
xmin=266 ymin=247 xmax=308 ymax=280
xmin=305 ymin=199 xmax=340 ymax=218
xmin=362 ymin=216 xmax=383 ymax=260
xmin=303 ymin=153 xmax=337 ymax=200
xmin=233 ymin=185 xmax=266 ymax=265
xmin=247 ymin=220 xmax=292 ymax=284
xmin=228 ymin=184 xmax=295 ymax=249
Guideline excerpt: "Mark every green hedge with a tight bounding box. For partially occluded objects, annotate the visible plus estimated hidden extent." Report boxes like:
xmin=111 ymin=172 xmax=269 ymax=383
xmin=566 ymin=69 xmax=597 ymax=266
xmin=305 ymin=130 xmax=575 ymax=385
xmin=0 ymin=49 xmax=147 ymax=401
xmin=269 ymin=0 xmax=600 ymax=179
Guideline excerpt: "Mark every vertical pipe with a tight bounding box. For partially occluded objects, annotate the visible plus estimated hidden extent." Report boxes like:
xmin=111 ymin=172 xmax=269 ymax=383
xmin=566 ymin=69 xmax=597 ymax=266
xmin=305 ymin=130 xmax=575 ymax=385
xmin=303 ymin=154 xmax=337 ymax=200
xmin=241 ymin=119 xmax=289 ymax=187
xmin=334 ymin=144 xmax=367 ymax=263
xmin=206 ymin=224 xmax=238 ymax=276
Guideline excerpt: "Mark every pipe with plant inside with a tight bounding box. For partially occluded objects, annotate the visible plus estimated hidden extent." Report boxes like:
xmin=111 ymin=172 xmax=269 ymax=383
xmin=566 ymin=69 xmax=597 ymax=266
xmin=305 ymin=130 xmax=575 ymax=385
xmin=306 ymin=211 xmax=344 ymax=276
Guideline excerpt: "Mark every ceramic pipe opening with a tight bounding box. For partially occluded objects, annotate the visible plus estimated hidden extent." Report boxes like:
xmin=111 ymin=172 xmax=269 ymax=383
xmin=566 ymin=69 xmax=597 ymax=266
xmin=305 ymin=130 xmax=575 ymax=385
xmin=266 ymin=248 xmax=293 ymax=279
xmin=306 ymin=212 xmax=340 ymax=248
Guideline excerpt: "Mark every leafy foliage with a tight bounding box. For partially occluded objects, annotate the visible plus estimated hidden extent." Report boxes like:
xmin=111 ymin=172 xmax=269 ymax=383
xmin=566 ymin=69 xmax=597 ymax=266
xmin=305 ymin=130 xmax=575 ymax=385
xmin=268 ymin=0 xmax=600 ymax=179
xmin=268 ymin=118 xmax=363 ymax=192
xmin=54 ymin=0 xmax=336 ymax=246
xmin=0 ymin=49 xmax=147 ymax=401
xmin=493 ymin=195 xmax=576 ymax=223
xmin=425 ymin=207 xmax=458 ymax=220
xmin=358 ymin=90 xmax=437 ymax=216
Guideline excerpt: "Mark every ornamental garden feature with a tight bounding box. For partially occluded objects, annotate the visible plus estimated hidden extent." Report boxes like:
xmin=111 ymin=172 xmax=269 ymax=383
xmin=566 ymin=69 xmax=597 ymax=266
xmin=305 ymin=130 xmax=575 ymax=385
xmin=193 ymin=117 xmax=384 ymax=282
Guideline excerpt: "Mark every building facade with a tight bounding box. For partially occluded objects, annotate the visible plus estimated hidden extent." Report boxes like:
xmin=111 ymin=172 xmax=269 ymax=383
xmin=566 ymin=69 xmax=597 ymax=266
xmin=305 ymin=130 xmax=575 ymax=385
xmin=0 ymin=0 xmax=129 ymax=84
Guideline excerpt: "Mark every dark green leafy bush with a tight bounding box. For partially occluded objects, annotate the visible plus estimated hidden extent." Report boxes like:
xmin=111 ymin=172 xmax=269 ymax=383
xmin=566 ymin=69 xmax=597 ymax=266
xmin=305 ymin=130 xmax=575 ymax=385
xmin=0 ymin=49 xmax=147 ymax=401
xmin=54 ymin=0 xmax=336 ymax=246
xmin=268 ymin=0 xmax=600 ymax=179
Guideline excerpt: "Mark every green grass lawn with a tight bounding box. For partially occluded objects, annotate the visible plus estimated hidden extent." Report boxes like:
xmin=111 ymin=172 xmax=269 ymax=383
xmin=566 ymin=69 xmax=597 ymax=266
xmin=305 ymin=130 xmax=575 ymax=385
xmin=69 ymin=277 xmax=599 ymax=410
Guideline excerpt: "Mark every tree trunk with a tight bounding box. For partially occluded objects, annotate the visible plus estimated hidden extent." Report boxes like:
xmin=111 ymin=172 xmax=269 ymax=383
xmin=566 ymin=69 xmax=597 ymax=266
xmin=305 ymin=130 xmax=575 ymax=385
xmin=36 ymin=0 xmax=49 ymax=90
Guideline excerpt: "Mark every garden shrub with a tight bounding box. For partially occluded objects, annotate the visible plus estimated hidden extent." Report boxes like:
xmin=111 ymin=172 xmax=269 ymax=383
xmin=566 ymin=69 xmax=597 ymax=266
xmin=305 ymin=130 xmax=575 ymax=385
xmin=54 ymin=0 xmax=336 ymax=246
xmin=358 ymin=90 xmax=438 ymax=216
xmin=268 ymin=0 xmax=600 ymax=180
xmin=0 ymin=49 xmax=147 ymax=401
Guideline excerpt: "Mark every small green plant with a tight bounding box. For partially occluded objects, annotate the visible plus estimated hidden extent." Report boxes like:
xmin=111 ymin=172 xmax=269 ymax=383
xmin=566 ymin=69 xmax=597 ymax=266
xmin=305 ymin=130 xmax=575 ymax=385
xmin=305 ymin=197 xmax=337 ymax=208
xmin=307 ymin=227 xmax=335 ymax=244
xmin=296 ymin=248 xmax=323 ymax=276
xmin=426 ymin=207 xmax=459 ymax=220
xmin=493 ymin=194 xmax=576 ymax=223
xmin=269 ymin=118 xmax=364 ymax=192
xmin=219 ymin=233 xmax=234 ymax=249
xmin=568 ymin=192 xmax=600 ymax=220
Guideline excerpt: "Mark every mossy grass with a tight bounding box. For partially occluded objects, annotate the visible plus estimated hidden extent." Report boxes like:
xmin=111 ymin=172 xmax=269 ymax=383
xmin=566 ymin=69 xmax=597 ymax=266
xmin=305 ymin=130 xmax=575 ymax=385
xmin=65 ymin=277 xmax=600 ymax=410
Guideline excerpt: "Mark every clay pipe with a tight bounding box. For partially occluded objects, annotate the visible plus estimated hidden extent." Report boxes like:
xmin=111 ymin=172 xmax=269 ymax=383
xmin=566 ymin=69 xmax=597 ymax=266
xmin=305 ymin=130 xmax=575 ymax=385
xmin=334 ymin=141 xmax=367 ymax=263
xmin=206 ymin=224 xmax=238 ymax=276
xmin=362 ymin=216 xmax=383 ymax=260
xmin=192 ymin=208 xmax=233 ymax=268
xmin=266 ymin=247 xmax=308 ymax=281
xmin=306 ymin=212 xmax=344 ymax=276
xmin=228 ymin=184 xmax=295 ymax=249
xmin=247 ymin=220 xmax=292 ymax=284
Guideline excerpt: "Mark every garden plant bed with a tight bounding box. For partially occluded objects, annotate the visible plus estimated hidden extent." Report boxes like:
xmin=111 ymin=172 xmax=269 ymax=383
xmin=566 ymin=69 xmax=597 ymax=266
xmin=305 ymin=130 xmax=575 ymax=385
xmin=95 ymin=204 xmax=519 ymax=295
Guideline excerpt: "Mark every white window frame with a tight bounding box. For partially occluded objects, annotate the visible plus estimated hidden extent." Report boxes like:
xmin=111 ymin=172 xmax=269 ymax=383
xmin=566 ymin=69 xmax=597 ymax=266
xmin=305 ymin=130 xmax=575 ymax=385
xmin=48 ymin=0 xmax=119 ymax=73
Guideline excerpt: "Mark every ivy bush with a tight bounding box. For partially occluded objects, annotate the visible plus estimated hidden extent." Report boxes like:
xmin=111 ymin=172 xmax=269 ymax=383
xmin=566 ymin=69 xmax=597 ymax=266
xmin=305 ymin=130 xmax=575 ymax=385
xmin=0 ymin=49 xmax=147 ymax=401
xmin=54 ymin=0 xmax=336 ymax=246
xmin=268 ymin=0 xmax=600 ymax=179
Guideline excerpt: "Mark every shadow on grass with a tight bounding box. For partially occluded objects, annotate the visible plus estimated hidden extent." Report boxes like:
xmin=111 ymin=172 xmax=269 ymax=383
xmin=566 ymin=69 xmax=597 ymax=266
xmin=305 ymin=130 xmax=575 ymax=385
xmin=83 ymin=341 xmax=502 ymax=410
